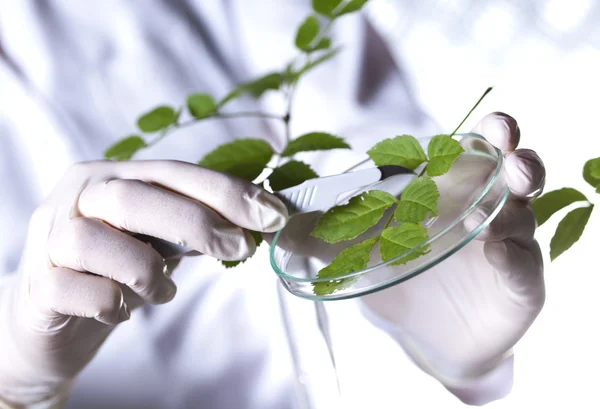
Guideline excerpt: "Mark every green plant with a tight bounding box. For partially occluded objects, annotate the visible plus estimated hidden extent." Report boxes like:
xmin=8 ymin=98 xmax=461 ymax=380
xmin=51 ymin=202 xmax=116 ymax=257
xmin=309 ymin=88 xmax=492 ymax=295
xmin=532 ymin=158 xmax=599 ymax=261
xmin=105 ymin=0 xmax=370 ymax=267
xmin=104 ymin=0 xmax=490 ymax=286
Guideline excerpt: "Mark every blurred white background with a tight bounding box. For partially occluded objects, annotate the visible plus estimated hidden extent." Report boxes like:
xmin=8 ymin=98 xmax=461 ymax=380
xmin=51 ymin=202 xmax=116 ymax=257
xmin=362 ymin=0 xmax=600 ymax=407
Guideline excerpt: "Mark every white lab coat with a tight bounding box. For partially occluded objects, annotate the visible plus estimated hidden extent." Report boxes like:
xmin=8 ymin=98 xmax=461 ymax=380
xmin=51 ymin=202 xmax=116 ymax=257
xmin=0 ymin=1 xmax=482 ymax=408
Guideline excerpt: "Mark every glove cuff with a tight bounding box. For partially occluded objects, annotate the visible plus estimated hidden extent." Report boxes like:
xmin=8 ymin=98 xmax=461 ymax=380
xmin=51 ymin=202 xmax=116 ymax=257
xmin=0 ymin=275 xmax=73 ymax=409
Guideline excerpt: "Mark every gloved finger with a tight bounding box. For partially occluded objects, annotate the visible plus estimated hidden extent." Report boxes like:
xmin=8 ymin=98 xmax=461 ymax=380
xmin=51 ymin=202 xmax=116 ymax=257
xmin=484 ymin=239 xmax=545 ymax=309
xmin=463 ymin=200 xmax=536 ymax=244
xmin=470 ymin=112 xmax=520 ymax=153
xmin=48 ymin=217 xmax=177 ymax=305
xmin=504 ymin=149 xmax=545 ymax=200
xmin=31 ymin=267 xmax=131 ymax=326
xmin=470 ymin=113 xmax=545 ymax=200
xmin=115 ymin=160 xmax=288 ymax=233
xmin=78 ymin=179 xmax=255 ymax=261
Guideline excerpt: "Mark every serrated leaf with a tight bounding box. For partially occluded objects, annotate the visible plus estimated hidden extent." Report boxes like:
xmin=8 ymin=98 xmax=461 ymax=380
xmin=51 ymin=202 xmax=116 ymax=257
xmin=250 ymin=230 xmax=264 ymax=248
xmin=282 ymin=132 xmax=351 ymax=157
xmin=269 ymin=161 xmax=319 ymax=191
xmin=367 ymin=135 xmax=427 ymax=170
xmin=532 ymin=188 xmax=588 ymax=227
xmin=221 ymin=260 xmax=243 ymax=269
xmin=550 ymin=205 xmax=594 ymax=261
xmin=104 ymin=136 xmax=147 ymax=161
xmin=394 ymin=177 xmax=439 ymax=223
xmin=137 ymin=106 xmax=177 ymax=132
xmin=380 ymin=224 xmax=430 ymax=265
xmin=337 ymin=0 xmax=369 ymax=15
xmin=311 ymin=190 xmax=397 ymax=243
xmin=198 ymin=139 xmax=273 ymax=181
xmin=290 ymin=48 xmax=341 ymax=82
xmin=186 ymin=93 xmax=217 ymax=119
xmin=312 ymin=0 xmax=342 ymax=17
xmin=426 ymin=134 xmax=464 ymax=177
xmin=583 ymin=157 xmax=600 ymax=188
xmin=313 ymin=237 xmax=378 ymax=296
xmin=295 ymin=16 xmax=320 ymax=51
xmin=220 ymin=73 xmax=284 ymax=105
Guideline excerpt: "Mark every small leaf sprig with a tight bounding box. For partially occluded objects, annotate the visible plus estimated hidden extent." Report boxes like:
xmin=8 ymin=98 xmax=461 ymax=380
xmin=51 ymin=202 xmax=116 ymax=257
xmin=310 ymin=88 xmax=493 ymax=296
xmin=532 ymin=158 xmax=599 ymax=261
xmin=104 ymin=0 xmax=370 ymax=268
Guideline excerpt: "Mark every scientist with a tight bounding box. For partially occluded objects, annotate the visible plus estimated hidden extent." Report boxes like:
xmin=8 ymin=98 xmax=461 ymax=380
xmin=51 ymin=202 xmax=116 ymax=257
xmin=0 ymin=1 xmax=545 ymax=408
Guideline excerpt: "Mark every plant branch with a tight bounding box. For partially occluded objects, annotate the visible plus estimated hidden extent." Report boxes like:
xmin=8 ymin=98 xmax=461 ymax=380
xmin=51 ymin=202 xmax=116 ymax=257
xmin=147 ymin=126 xmax=172 ymax=148
xmin=449 ymin=86 xmax=493 ymax=137
xmin=216 ymin=111 xmax=286 ymax=121
xmin=146 ymin=110 xmax=285 ymax=149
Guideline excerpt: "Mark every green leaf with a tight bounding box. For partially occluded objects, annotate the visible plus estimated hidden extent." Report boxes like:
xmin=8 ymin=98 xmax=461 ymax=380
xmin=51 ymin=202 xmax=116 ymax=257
xmin=337 ymin=0 xmax=369 ymax=15
xmin=290 ymin=48 xmax=341 ymax=82
xmin=282 ymin=132 xmax=351 ymax=157
xmin=394 ymin=177 xmax=439 ymax=223
xmin=186 ymin=93 xmax=217 ymax=119
xmin=137 ymin=106 xmax=177 ymax=132
xmin=312 ymin=0 xmax=342 ymax=17
xmin=532 ymin=188 xmax=588 ymax=227
xmin=198 ymin=139 xmax=274 ymax=181
xmin=380 ymin=224 xmax=430 ymax=265
xmin=242 ymin=73 xmax=284 ymax=98
xmin=426 ymin=134 xmax=464 ymax=177
xmin=367 ymin=135 xmax=427 ymax=170
xmin=221 ymin=260 xmax=243 ymax=269
xmin=250 ymin=230 xmax=264 ymax=248
xmin=295 ymin=16 xmax=320 ymax=51
xmin=311 ymin=37 xmax=331 ymax=51
xmin=583 ymin=157 xmax=600 ymax=188
xmin=220 ymin=231 xmax=263 ymax=269
xmin=269 ymin=161 xmax=319 ymax=191
xmin=104 ymin=136 xmax=147 ymax=161
xmin=220 ymin=73 xmax=284 ymax=105
xmin=550 ymin=204 xmax=594 ymax=261
xmin=311 ymin=190 xmax=397 ymax=243
xmin=313 ymin=237 xmax=378 ymax=296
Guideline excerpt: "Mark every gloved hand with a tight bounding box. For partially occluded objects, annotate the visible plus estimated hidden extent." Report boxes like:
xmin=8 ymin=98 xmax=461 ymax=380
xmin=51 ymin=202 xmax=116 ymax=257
xmin=359 ymin=112 xmax=546 ymax=405
xmin=0 ymin=160 xmax=288 ymax=408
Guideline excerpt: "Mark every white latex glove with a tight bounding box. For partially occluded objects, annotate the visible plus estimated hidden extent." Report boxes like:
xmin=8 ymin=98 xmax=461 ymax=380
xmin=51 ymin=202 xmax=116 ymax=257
xmin=359 ymin=112 xmax=546 ymax=405
xmin=0 ymin=160 xmax=288 ymax=408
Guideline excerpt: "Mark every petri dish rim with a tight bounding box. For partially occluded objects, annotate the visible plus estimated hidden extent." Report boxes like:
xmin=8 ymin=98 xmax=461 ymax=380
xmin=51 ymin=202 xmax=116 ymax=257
xmin=269 ymin=132 xmax=509 ymax=295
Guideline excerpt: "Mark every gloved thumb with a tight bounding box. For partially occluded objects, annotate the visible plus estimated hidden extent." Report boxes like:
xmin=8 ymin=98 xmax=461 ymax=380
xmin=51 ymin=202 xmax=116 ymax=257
xmin=484 ymin=238 xmax=545 ymax=311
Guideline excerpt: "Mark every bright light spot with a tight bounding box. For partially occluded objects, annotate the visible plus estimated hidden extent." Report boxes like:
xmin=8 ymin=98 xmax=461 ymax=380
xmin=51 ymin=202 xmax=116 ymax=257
xmin=368 ymin=0 xmax=401 ymax=33
xmin=472 ymin=4 xmax=518 ymax=49
xmin=542 ymin=0 xmax=592 ymax=32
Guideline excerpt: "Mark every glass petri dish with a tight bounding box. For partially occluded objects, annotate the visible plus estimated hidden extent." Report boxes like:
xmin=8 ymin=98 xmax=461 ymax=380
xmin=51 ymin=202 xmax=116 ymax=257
xmin=270 ymin=133 xmax=509 ymax=301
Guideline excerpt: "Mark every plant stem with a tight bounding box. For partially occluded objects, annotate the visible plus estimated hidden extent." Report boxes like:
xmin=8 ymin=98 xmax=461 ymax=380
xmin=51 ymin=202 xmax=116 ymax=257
xmin=449 ymin=86 xmax=493 ymax=137
xmin=147 ymin=126 xmax=172 ymax=148
xmin=146 ymin=111 xmax=285 ymax=148
xmin=216 ymin=111 xmax=285 ymax=121
xmin=283 ymin=86 xmax=296 ymax=144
